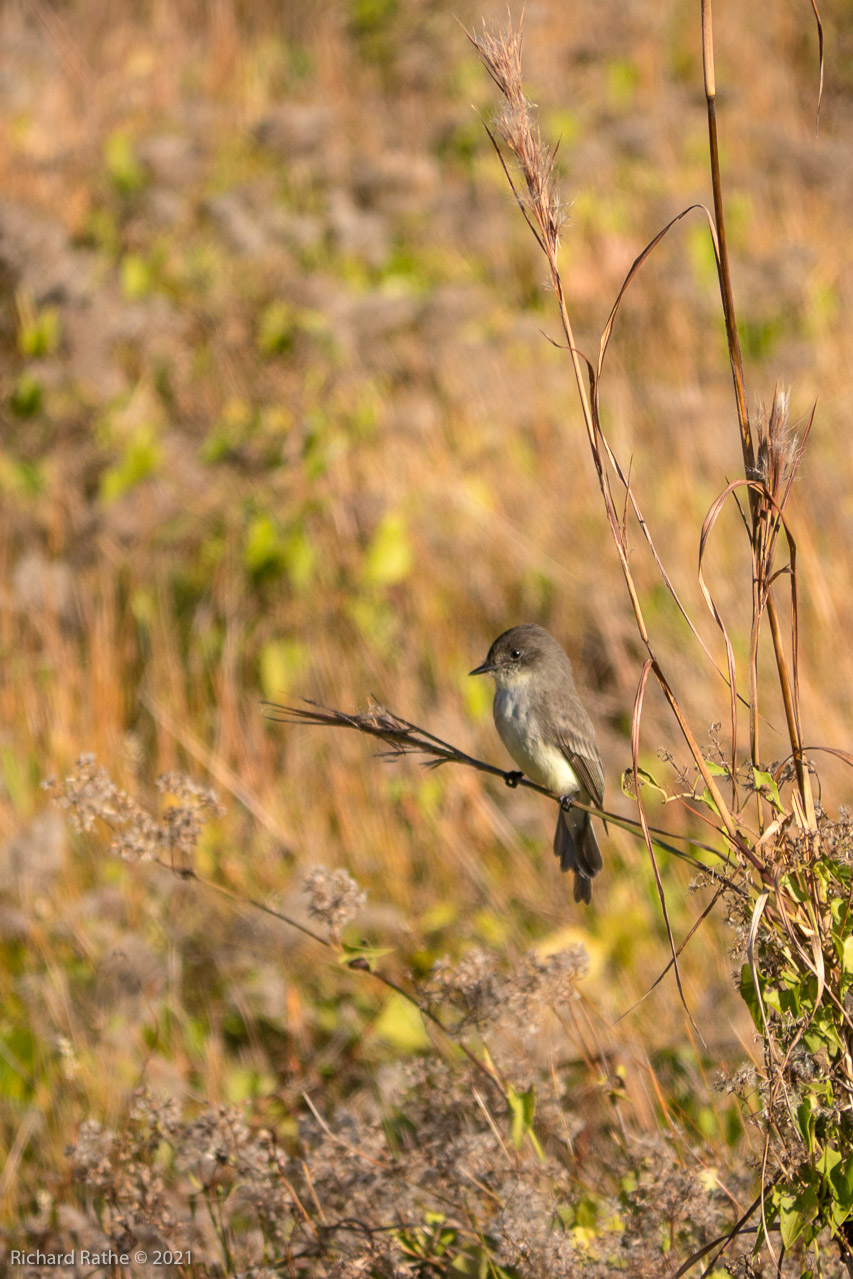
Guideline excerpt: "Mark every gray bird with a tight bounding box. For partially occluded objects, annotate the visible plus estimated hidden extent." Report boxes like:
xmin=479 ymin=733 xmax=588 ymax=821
xmin=470 ymin=623 xmax=605 ymax=904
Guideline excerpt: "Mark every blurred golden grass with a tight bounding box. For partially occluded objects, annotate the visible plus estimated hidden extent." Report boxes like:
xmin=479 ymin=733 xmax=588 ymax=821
xmin=0 ymin=0 xmax=849 ymax=1252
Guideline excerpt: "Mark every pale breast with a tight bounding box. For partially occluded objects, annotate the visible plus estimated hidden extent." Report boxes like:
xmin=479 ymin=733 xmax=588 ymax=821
xmin=494 ymin=688 xmax=580 ymax=797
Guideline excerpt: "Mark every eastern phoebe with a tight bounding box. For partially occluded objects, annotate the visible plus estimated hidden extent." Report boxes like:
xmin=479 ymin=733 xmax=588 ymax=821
xmin=470 ymin=624 xmax=605 ymax=904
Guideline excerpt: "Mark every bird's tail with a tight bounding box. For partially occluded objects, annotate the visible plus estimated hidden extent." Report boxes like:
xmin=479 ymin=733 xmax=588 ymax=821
xmin=553 ymin=809 xmax=603 ymax=905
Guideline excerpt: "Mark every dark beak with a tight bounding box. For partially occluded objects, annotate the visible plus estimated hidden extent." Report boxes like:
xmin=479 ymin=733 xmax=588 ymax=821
xmin=469 ymin=660 xmax=496 ymax=676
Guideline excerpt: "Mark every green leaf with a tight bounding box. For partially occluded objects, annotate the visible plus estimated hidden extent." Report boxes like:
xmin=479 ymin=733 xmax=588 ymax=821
xmin=10 ymin=372 xmax=42 ymax=417
xmin=362 ymin=512 xmax=413 ymax=587
xmin=339 ymin=940 xmax=394 ymax=972
xmin=0 ymin=455 xmax=43 ymax=497
xmin=776 ymin=984 xmax=801 ymax=1017
xmin=258 ymin=638 xmax=309 ymax=700
xmin=258 ymin=300 xmax=298 ymax=356
xmin=573 ymin=1194 xmax=600 ymax=1229
xmin=18 ymin=302 xmax=60 ymax=357
xmin=805 ymin=1004 xmax=844 ymax=1053
xmin=243 ymin=512 xmax=286 ymax=577
xmin=781 ymin=872 xmax=810 ymax=903
xmin=507 ymin=1083 xmax=536 ymax=1151
xmin=705 ymin=760 xmax=729 ymax=777
xmin=777 ymin=1192 xmax=801 ymax=1251
xmin=121 ymin=253 xmax=154 ymax=299
xmin=699 ymin=788 xmax=721 ymax=817
xmin=830 ymin=1157 xmax=853 ymax=1212
xmin=739 ymin=963 xmax=765 ymax=1031
xmin=372 ymin=991 xmax=430 ymax=1053
xmin=753 ymin=767 xmax=784 ymax=811
xmin=831 ymin=895 xmax=850 ymax=928
xmin=620 ymin=766 xmax=667 ymax=802
xmin=779 ymin=1183 xmax=820 ymax=1250
xmin=831 ymin=1203 xmax=853 ymax=1232
xmin=201 ymin=398 xmax=257 ymax=463
xmin=0 ymin=1024 xmax=37 ymax=1101
xmin=105 ymin=130 xmax=147 ymax=194
xmin=817 ymin=1145 xmax=842 ymax=1177
xmin=100 ymin=426 xmax=162 ymax=501
xmin=841 ymin=934 xmax=853 ymax=977
xmin=449 ymin=1253 xmax=478 ymax=1274
xmin=282 ymin=527 xmax=316 ymax=592
xmin=796 ymin=1097 xmax=816 ymax=1150
xmin=605 ymin=58 xmax=639 ymax=108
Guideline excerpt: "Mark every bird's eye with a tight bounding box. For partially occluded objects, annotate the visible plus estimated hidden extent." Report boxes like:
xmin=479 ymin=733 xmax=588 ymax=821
xmin=511 ymin=649 xmax=521 ymax=659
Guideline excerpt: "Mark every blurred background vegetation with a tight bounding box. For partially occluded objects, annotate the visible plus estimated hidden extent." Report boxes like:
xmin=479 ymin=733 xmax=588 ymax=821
xmin=0 ymin=0 xmax=851 ymax=1269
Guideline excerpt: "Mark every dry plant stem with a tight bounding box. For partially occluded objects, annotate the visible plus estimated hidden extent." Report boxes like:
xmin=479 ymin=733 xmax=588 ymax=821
xmin=766 ymin=591 xmax=810 ymax=810
xmin=702 ymin=0 xmax=815 ymax=828
xmin=697 ymin=485 xmax=744 ymax=804
xmin=268 ymin=700 xmax=733 ymax=871
xmin=598 ymin=221 xmax=811 ymax=834
xmin=749 ymin=577 xmax=762 ymax=828
xmin=704 ymin=0 xmax=765 ymax=820
xmin=633 ymin=659 xmax=696 ymax=1026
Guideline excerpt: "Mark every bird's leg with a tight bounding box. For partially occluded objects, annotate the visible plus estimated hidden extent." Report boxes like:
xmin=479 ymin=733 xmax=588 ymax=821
xmin=559 ymin=794 xmax=574 ymax=812
xmin=504 ymin=770 xmax=524 ymax=788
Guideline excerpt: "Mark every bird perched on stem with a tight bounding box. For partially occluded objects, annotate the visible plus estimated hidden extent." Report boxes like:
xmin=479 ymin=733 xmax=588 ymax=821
xmin=470 ymin=623 xmax=605 ymax=904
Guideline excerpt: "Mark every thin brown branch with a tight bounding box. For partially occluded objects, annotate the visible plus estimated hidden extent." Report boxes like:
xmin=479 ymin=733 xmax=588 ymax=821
xmin=264 ymin=697 xmax=557 ymax=794
xmin=267 ymin=699 xmax=739 ymax=872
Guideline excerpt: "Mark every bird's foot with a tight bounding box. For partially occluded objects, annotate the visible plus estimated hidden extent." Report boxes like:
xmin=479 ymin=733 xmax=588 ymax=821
xmin=504 ymin=770 xmax=524 ymax=789
xmin=559 ymin=794 xmax=574 ymax=812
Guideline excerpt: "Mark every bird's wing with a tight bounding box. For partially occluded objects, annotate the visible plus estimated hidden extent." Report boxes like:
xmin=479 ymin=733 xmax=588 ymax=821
xmin=557 ymin=729 xmax=605 ymax=807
